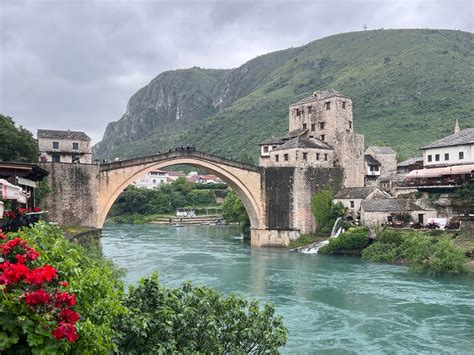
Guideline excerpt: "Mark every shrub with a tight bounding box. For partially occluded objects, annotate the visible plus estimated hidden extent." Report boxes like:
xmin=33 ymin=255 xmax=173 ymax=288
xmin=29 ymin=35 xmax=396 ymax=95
xmin=362 ymin=229 xmax=467 ymax=276
xmin=113 ymin=274 xmax=288 ymax=354
xmin=311 ymin=190 xmax=344 ymax=233
xmin=0 ymin=223 xmax=124 ymax=353
xmin=319 ymin=227 xmax=369 ymax=254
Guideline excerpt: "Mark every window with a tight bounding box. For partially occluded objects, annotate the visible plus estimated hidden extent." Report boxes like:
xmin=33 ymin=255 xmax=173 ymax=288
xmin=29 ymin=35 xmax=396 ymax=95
xmin=325 ymin=102 xmax=331 ymax=110
xmin=375 ymin=165 xmax=379 ymax=171
xmin=311 ymin=123 xmax=315 ymax=131
xmin=72 ymin=142 xmax=79 ymax=150
xmin=428 ymin=155 xmax=432 ymax=162
xmin=350 ymin=201 xmax=354 ymax=208
xmin=324 ymin=153 xmax=328 ymax=161
xmin=52 ymin=142 xmax=59 ymax=149
xmin=387 ymin=216 xmax=393 ymax=223
xmin=303 ymin=152 xmax=308 ymax=160
xmin=348 ymin=121 xmax=352 ymax=129
xmin=316 ymin=153 xmax=320 ymax=160
xmin=435 ymin=154 xmax=440 ymax=161
xmin=263 ymin=146 xmax=269 ymax=153
xmin=307 ymin=106 xmax=313 ymax=113
xmin=342 ymin=102 xmax=346 ymax=109
xmin=459 ymin=151 xmax=464 ymax=160
xmin=319 ymin=122 xmax=325 ymax=130
xmin=444 ymin=153 xmax=449 ymax=161
xmin=52 ymin=154 xmax=61 ymax=163
xmin=296 ymin=108 xmax=301 ymax=116
xmin=284 ymin=154 xmax=289 ymax=161
xmin=275 ymin=155 xmax=279 ymax=162
xmin=320 ymin=134 xmax=325 ymax=141
xmin=302 ymin=123 xmax=307 ymax=130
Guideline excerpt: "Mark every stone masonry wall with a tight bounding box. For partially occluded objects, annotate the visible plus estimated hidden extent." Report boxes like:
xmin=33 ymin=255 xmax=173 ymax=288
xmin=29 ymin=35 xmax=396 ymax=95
xmin=263 ymin=167 xmax=294 ymax=229
xmin=293 ymin=167 xmax=344 ymax=233
xmin=39 ymin=163 xmax=100 ymax=228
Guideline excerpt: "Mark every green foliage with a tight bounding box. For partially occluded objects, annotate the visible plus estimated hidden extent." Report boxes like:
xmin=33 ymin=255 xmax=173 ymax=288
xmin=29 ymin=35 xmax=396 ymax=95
xmin=94 ymin=30 xmax=474 ymax=162
xmin=110 ymin=179 xmax=225 ymax=221
xmin=454 ymin=184 xmax=474 ymax=214
xmin=311 ymin=190 xmax=344 ymax=233
xmin=0 ymin=114 xmax=39 ymax=163
xmin=6 ymin=223 xmax=125 ymax=353
xmin=362 ymin=229 xmax=468 ymax=276
xmin=221 ymin=191 xmax=250 ymax=233
xmin=319 ymin=227 xmax=369 ymax=254
xmin=287 ymin=233 xmax=327 ymax=249
xmin=112 ymin=273 xmax=287 ymax=354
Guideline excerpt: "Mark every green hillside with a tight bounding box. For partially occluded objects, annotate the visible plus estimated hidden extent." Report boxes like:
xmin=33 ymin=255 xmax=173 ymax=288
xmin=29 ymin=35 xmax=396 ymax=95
xmin=94 ymin=29 xmax=474 ymax=161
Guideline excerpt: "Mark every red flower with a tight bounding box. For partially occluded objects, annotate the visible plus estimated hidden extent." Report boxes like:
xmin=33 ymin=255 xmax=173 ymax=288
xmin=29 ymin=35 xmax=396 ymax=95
xmin=25 ymin=265 xmax=57 ymax=285
xmin=16 ymin=254 xmax=27 ymax=264
xmin=0 ymin=232 xmax=5 ymax=240
xmin=0 ymin=261 xmax=29 ymax=285
xmin=32 ymin=207 xmax=42 ymax=212
xmin=52 ymin=322 xmax=78 ymax=343
xmin=24 ymin=289 xmax=51 ymax=306
xmin=17 ymin=208 xmax=28 ymax=215
xmin=59 ymin=309 xmax=79 ymax=324
xmin=58 ymin=281 xmax=68 ymax=288
xmin=54 ymin=292 xmax=76 ymax=307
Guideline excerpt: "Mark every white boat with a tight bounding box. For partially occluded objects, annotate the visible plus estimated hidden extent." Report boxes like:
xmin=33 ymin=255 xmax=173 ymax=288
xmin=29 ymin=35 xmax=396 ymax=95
xmin=173 ymin=223 xmax=184 ymax=227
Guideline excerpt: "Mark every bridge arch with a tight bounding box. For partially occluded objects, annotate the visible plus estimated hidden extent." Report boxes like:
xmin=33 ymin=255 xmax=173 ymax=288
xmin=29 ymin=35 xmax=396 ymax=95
xmin=97 ymin=152 xmax=264 ymax=230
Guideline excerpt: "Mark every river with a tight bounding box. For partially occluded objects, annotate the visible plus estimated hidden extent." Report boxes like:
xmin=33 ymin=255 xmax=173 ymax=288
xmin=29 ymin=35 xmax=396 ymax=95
xmin=101 ymin=224 xmax=474 ymax=354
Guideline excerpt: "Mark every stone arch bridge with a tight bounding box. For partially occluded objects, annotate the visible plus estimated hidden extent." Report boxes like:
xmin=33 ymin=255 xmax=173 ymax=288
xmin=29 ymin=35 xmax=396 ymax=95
xmin=40 ymin=150 xmax=343 ymax=246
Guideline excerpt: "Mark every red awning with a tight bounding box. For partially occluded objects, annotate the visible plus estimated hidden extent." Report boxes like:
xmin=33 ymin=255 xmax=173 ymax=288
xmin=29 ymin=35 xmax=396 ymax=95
xmin=405 ymin=164 xmax=474 ymax=179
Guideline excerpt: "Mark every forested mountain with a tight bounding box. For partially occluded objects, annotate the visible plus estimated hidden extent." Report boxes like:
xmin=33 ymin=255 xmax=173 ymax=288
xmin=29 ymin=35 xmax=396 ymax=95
xmin=94 ymin=29 xmax=474 ymax=161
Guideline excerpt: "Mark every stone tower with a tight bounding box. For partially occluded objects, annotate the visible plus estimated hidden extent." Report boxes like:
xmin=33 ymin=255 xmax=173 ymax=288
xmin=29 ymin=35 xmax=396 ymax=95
xmin=286 ymin=90 xmax=365 ymax=187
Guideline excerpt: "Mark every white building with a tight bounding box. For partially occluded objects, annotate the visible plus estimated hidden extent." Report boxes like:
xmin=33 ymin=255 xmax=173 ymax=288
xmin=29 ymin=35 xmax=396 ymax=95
xmin=133 ymin=170 xmax=168 ymax=189
xmin=421 ymin=127 xmax=474 ymax=168
xmin=38 ymin=129 xmax=92 ymax=164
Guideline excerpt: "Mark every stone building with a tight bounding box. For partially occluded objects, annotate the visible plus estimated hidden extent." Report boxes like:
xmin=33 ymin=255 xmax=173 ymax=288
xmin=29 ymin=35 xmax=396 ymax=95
xmin=333 ymin=186 xmax=390 ymax=219
xmin=259 ymin=89 xmax=365 ymax=187
xmin=364 ymin=146 xmax=397 ymax=189
xmin=38 ymin=129 xmax=92 ymax=164
xmin=361 ymin=199 xmax=437 ymax=228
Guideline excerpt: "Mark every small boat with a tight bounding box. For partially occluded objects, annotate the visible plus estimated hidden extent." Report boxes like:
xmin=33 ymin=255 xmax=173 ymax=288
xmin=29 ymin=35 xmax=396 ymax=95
xmin=233 ymin=235 xmax=244 ymax=240
xmin=173 ymin=223 xmax=184 ymax=227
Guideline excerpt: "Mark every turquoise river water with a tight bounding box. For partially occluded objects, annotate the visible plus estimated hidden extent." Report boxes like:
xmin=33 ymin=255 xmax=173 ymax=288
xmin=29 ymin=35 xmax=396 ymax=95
xmin=101 ymin=224 xmax=474 ymax=354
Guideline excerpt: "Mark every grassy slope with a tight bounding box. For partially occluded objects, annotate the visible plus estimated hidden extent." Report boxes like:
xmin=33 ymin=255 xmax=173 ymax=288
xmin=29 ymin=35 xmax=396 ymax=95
xmin=100 ymin=29 xmax=474 ymax=161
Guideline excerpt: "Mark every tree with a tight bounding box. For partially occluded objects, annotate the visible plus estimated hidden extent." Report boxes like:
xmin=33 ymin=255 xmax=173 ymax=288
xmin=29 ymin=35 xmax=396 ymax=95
xmin=222 ymin=191 xmax=250 ymax=233
xmin=112 ymin=274 xmax=287 ymax=354
xmin=0 ymin=114 xmax=39 ymax=162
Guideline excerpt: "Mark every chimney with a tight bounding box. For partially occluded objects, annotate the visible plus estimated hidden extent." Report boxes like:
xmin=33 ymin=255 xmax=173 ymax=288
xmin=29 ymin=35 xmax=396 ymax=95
xmin=454 ymin=119 xmax=460 ymax=134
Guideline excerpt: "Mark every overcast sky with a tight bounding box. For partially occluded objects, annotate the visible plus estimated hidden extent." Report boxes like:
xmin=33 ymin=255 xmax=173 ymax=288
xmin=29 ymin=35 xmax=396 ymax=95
xmin=1 ymin=0 xmax=472 ymax=144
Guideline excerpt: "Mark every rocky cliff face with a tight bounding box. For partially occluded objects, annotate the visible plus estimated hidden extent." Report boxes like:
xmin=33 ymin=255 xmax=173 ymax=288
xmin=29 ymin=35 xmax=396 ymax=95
xmin=94 ymin=29 xmax=474 ymax=160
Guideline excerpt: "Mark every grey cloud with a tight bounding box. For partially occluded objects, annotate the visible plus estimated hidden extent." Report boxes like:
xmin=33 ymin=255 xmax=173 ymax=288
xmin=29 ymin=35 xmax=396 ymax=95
xmin=1 ymin=0 xmax=472 ymax=143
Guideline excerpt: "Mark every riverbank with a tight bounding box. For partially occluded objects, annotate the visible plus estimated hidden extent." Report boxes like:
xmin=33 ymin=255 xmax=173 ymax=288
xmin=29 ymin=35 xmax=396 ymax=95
xmin=295 ymin=226 xmax=474 ymax=276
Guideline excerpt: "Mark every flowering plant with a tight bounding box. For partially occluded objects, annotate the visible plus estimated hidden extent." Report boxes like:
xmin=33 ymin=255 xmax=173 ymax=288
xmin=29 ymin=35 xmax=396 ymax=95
xmin=0 ymin=229 xmax=79 ymax=352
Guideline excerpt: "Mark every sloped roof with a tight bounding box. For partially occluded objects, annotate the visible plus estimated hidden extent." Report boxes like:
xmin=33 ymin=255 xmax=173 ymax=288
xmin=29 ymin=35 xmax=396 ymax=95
xmin=260 ymin=137 xmax=286 ymax=145
xmin=285 ymin=128 xmax=308 ymax=139
xmin=421 ymin=128 xmax=474 ymax=149
xmin=37 ymin=129 xmax=90 ymax=141
xmin=361 ymin=199 xmax=424 ymax=212
xmin=334 ymin=187 xmax=384 ymax=200
xmin=366 ymin=146 xmax=396 ymax=154
xmin=291 ymin=89 xmax=346 ymax=106
xmin=364 ymin=154 xmax=380 ymax=165
xmin=273 ymin=136 xmax=333 ymax=152
xmin=397 ymin=157 xmax=423 ymax=167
